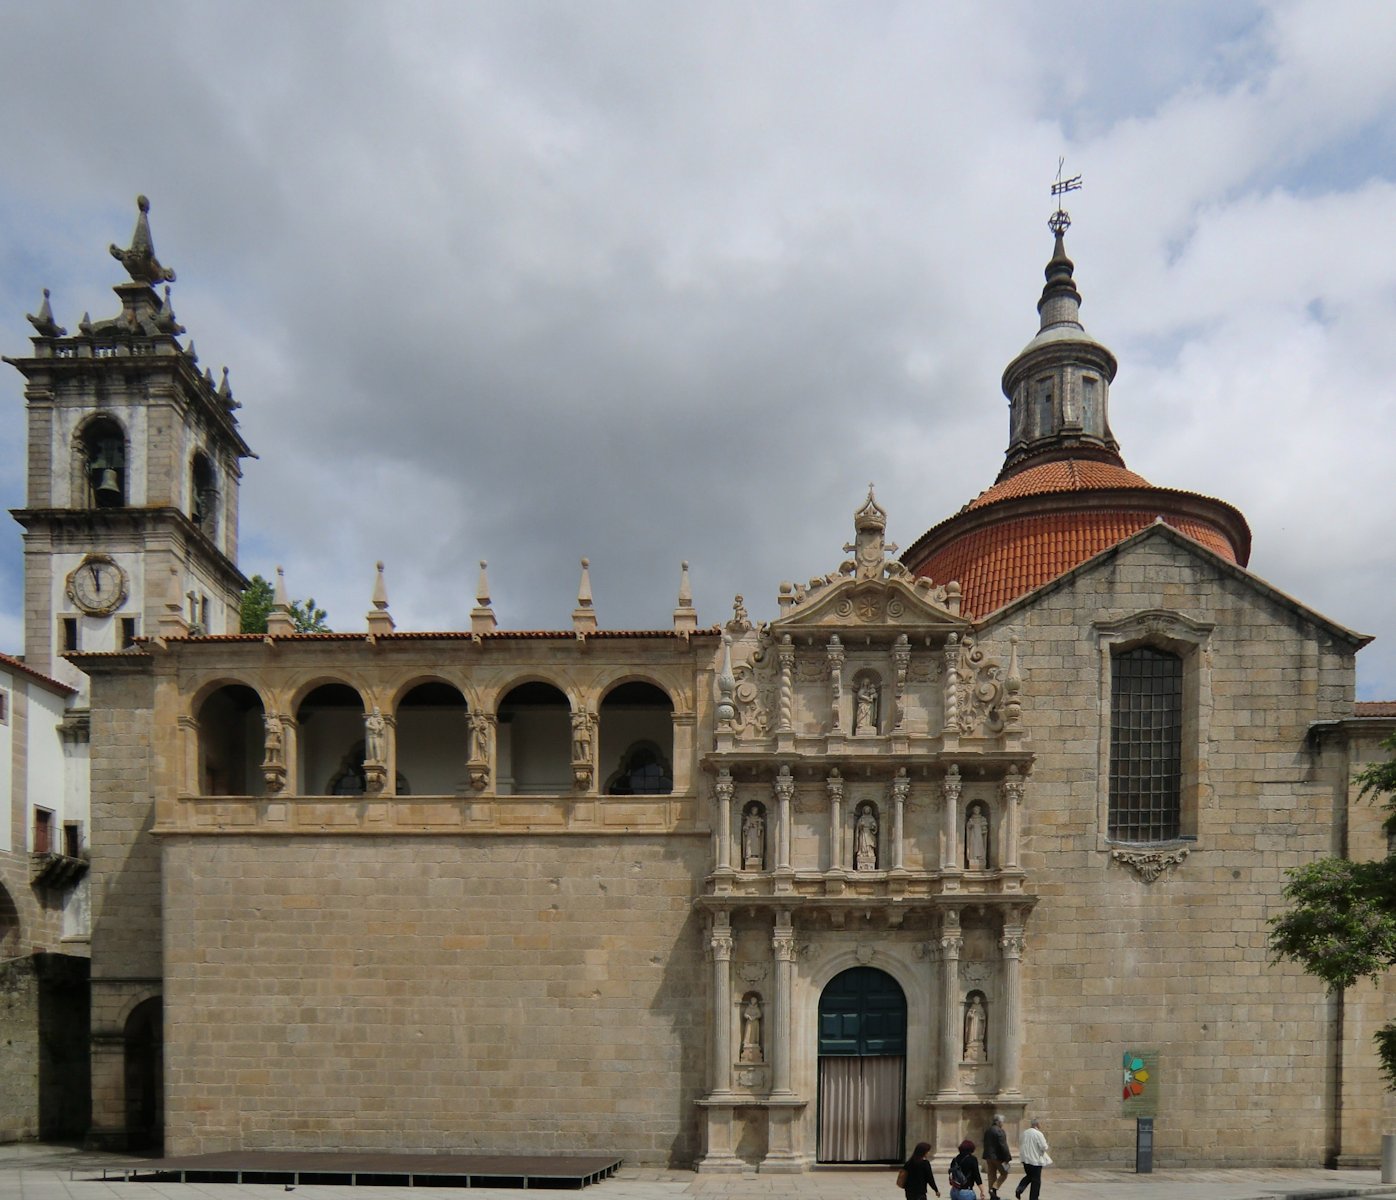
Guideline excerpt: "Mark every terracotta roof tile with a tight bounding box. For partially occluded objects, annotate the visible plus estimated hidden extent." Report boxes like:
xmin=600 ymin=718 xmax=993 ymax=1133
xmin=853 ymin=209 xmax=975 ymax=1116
xmin=0 ymin=651 xmax=78 ymax=695
xmin=1355 ymin=701 xmax=1396 ymax=717
xmin=967 ymin=460 xmax=1154 ymax=510
xmin=915 ymin=510 xmax=1238 ymax=618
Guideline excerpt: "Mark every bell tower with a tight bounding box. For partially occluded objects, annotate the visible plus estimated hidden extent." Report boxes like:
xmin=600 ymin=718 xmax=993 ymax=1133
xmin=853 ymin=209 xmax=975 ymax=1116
xmin=5 ymin=196 xmax=252 ymax=695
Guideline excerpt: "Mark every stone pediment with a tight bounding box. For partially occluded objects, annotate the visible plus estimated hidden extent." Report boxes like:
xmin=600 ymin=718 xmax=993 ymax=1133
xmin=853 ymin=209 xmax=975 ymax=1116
xmin=773 ymin=573 xmax=965 ymax=632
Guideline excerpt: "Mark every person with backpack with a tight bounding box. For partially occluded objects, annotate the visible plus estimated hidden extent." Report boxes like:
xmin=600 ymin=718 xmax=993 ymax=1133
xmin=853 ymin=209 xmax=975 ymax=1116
xmin=948 ymin=1139 xmax=986 ymax=1200
xmin=983 ymin=1114 xmax=1012 ymax=1200
xmin=899 ymin=1141 xmax=941 ymax=1200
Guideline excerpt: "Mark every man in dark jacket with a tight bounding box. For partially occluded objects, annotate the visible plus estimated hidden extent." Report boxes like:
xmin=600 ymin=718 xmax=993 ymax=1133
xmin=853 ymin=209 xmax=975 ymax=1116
xmin=983 ymin=1114 xmax=1012 ymax=1200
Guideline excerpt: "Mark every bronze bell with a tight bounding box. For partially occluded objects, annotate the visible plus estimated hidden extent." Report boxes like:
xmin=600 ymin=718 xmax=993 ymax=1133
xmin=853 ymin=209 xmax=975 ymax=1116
xmin=95 ymin=467 xmax=122 ymax=501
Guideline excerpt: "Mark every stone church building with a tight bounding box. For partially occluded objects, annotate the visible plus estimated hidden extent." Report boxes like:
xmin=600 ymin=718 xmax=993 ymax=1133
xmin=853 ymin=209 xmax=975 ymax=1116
xmin=4 ymin=198 xmax=1394 ymax=1168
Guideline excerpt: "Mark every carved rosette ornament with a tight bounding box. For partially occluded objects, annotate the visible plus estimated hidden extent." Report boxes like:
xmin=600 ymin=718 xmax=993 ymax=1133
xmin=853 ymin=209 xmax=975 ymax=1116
xmin=1112 ymin=845 xmax=1190 ymax=883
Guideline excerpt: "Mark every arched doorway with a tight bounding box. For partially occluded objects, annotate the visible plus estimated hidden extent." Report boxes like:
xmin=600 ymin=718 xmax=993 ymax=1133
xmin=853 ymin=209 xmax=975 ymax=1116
xmin=817 ymin=966 xmax=906 ymax=1164
xmin=124 ymin=997 xmax=163 ymax=1152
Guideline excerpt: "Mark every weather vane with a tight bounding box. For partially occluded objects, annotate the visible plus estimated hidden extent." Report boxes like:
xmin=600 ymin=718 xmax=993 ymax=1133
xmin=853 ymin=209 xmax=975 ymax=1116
xmin=1049 ymin=157 xmax=1082 ymax=236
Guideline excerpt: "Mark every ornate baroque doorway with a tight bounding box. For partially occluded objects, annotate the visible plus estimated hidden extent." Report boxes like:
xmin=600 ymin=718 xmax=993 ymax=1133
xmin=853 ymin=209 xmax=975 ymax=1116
xmin=817 ymin=967 xmax=906 ymax=1163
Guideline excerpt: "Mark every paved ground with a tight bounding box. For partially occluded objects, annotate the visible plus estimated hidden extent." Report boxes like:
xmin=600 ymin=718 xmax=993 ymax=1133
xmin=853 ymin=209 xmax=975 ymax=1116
xmin=1 ymin=1144 xmax=1392 ymax=1200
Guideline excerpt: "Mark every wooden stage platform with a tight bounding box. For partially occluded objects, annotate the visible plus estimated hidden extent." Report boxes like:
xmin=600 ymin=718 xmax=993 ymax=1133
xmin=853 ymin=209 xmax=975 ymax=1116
xmin=94 ymin=1151 xmax=624 ymax=1188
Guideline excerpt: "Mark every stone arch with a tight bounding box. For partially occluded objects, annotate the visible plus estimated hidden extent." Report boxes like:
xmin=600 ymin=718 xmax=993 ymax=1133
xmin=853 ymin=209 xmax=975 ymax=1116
xmin=190 ymin=448 xmax=218 ymax=535
xmin=124 ymin=996 xmax=163 ymax=1152
xmin=497 ymin=680 xmax=572 ymax=795
xmin=815 ymin=965 xmax=907 ymax=1163
xmin=396 ymin=679 xmax=469 ymax=796
xmin=195 ymin=682 xmax=265 ymax=796
xmin=599 ymin=680 xmax=673 ymax=795
xmin=73 ymin=412 xmax=129 ymax=508
xmin=0 ymin=883 xmax=21 ymax=958
xmin=295 ymin=682 xmax=368 ymax=796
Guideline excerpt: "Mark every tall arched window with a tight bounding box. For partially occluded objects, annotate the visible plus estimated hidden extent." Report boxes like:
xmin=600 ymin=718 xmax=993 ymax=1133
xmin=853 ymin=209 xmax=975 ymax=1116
xmin=196 ymin=684 xmax=264 ymax=796
xmin=1109 ymin=646 xmax=1182 ymax=841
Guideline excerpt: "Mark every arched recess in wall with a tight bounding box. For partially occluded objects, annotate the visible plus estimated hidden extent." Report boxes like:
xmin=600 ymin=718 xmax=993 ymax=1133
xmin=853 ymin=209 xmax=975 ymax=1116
xmin=124 ymin=996 xmax=163 ymax=1152
xmin=0 ymin=883 xmax=20 ymax=958
xmin=396 ymin=681 xmax=468 ymax=795
xmin=497 ymin=682 xmax=570 ymax=795
xmin=296 ymin=683 xmax=367 ymax=795
xmin=190 ymin=450 xmax=217 ymax=537
xmin=600 ymin=681 xmax=673 ymax=795
xmin=816 ymin=966 xmax=906 ymax=1165
xmin=74 ymin=414 xmax=128 ymax=509
xmin=196 ymin=683 xmax=264 ymax=796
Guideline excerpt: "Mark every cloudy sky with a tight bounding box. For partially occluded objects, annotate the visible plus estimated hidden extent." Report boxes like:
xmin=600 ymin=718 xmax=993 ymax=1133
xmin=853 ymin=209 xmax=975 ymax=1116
xmin=1 ymin=1 xmax=1394 ymax=699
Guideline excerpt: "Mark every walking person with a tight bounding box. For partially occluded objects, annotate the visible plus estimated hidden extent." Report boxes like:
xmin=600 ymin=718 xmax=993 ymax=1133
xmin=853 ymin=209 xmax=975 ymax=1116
xmin=1014 ymin=1118 xmax=1051 ymax=1200
xmin=900 ymin=1141 xmax=941 ymax=1200
xmin=948 ymin=1139 xmax=987 ymax=1200
xmin=983 ymin=1114 xmax=1012 ymax=1200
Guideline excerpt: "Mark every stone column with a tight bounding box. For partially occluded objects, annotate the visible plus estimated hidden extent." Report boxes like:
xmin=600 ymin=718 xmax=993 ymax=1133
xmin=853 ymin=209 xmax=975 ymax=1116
xmin=714 ymin=768 xmax=734 ymax=873
xmin=942 ymin=765 xmax=962 ymax=872
xmin=672 ymin=711 xmax=696 ymax=793
xmin=773 ymin=765 xmax=794 ymax=873
xmin=890 ymin=768 xmax=909 ymax=871
xmin=938 ymin=910 xmax=962 ymax=1094
xmin=710 ymin=912 xmax=735 ymax=1095
xmin=777 ymin=635 xmax=795 ymax=735
xmin=1002 ymin=768 xmax=1024 ymax=870
xmin=943 ymin=633 xmax=961 ymax=735
xmin=826 ymin=768 xmax=845 ymax=872
xmin=999 ymin=920 xmax=1025 ymax=1097
xmin=177 ymin=714 xmax=199 ymax=794
xmin=771 ymin=910 xmax=795 ymax=1096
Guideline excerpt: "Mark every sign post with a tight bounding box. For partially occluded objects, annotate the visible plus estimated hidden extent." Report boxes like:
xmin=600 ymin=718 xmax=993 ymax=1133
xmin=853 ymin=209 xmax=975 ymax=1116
xmin=1121 ymin=1050 xmax=1159 ymax=1173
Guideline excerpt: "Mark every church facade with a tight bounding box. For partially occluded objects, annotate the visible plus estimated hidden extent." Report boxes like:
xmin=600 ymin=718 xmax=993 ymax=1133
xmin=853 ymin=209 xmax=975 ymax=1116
xmin=5 ymin=198 xmax=1394 ymax=1168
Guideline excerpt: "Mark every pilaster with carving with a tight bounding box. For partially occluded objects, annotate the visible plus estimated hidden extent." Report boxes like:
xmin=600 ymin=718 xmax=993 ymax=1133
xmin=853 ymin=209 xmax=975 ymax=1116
xmin=942 ymin=765 xmax=962 ymax=875
xmin=773 ymin=765 xmax=795 ymax=877
xmin=826 ymin=768 xmax=845 ymax=874
xmin=771 ymin=911 xmax=795 ymax=1096
xmin=890 ymin=767 xmax=909 ymax=872
xmin=709 ymin=912 xmax=735 ymax=1095
xmin=776 ymin=635 xmax=795 ymax=741
xmin=998 ymin=920 xmax=1025 ymax=1096
xmin=938 ymin=910 xmax=963 ymax=1094
xmin=891 ymin=633 xmax=911 ymax=732
xmin=1001 ymin=767 xmax=1024 ymax=869
xmin=714 ymin=768 xmax=735 ymax=874
xmin=826 ymin=634 xmax=845 ymax=736
xmin=178 ymin=714 xmax=199 ymax=794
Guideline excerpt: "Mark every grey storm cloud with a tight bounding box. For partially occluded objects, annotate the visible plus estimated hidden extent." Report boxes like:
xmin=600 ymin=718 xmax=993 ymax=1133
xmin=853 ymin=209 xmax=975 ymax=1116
xmin=1 ymin=0 xmax=1394 ymax=697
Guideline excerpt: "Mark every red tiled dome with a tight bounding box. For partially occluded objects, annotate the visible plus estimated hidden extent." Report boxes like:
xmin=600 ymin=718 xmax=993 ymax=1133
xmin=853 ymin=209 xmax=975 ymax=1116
xmin=903 ymin=464 xmax=1250 ymax=620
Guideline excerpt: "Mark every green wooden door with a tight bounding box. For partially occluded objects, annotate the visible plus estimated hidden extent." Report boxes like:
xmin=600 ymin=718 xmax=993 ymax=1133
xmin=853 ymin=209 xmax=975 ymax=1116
xmin=817 ymin=968 xmax=907 ymax=1162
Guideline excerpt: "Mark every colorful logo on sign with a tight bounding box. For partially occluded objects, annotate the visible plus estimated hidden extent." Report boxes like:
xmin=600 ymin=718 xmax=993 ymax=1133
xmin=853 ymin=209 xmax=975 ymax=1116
xmin=1123 ymin=1052 xmax=1149 ymax=1100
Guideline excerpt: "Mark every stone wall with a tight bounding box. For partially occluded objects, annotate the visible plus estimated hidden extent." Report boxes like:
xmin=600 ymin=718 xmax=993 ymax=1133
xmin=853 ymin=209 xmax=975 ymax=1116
xmin=160 ymin=834 xmax=709 ymax=1164
xmin=997 ymin=534 xmax=1359 ymax=1167
xmin=0 ymin=952 xmax=89 ymax=1142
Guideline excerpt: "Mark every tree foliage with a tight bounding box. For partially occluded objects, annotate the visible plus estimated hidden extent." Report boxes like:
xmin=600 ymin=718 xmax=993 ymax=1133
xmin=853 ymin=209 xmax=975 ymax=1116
xmin=1270 ymin=731 xmax=1396 ymax=1088
xmin=239 ymin=574 xmax=331 ymax=634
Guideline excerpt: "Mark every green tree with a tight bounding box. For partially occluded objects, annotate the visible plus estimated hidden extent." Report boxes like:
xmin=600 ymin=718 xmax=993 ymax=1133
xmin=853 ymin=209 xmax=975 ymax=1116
xmin=1270 ymin=731 xmax=1396 ymax=1087
xmin=239 ymin=574 xmax=332 ymax=633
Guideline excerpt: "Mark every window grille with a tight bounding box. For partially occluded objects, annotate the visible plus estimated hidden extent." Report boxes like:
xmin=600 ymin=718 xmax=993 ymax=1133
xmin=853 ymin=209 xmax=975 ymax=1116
xmin=1109 ymin=647 xmax=1182 ymax=841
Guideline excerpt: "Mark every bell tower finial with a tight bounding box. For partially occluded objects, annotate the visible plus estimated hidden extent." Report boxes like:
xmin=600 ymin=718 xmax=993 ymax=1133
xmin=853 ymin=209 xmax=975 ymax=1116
xmin=1048 ymin=158 xmax=1081 ymax=239
xmin=109 ymin=194 xmax=176 ymax=285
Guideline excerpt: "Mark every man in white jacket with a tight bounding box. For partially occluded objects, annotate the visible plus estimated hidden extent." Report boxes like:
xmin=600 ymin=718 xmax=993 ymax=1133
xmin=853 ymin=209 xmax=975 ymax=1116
xmin=1014 ymin=1118 xmax=1051 ymax=1200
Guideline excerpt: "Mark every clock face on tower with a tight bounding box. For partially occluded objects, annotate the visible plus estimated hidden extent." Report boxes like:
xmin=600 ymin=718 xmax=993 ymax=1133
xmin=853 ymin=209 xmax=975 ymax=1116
xmin=66 ymin=554 xmax=129 ymax=616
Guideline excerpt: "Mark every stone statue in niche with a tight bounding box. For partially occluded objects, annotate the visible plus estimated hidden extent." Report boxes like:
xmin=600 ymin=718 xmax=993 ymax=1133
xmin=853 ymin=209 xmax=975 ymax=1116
xmin=364 ymin=707 xmax=387 ymax=763
xmin=853 ymin=676 xmax=880 ymax=736
xmin=964 ymin=993 xmax=988 ymax=1062
xmin=854 ymin=803 xmax=878 ymax=871
xmin=739 ymin=994 xmax=764 ymax=1063
xmin=966 ymin=802 xmax=989 ymax=870
xmin=262 ymin=712 xmax=284 ymax=766
xmin=741 ymin=803 xmax=766 ymax=870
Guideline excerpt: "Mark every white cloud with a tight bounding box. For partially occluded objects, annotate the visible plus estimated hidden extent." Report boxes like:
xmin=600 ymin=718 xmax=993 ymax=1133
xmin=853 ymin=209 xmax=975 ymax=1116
xmin=0 ymin=0 xmax=1393 ymax=699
